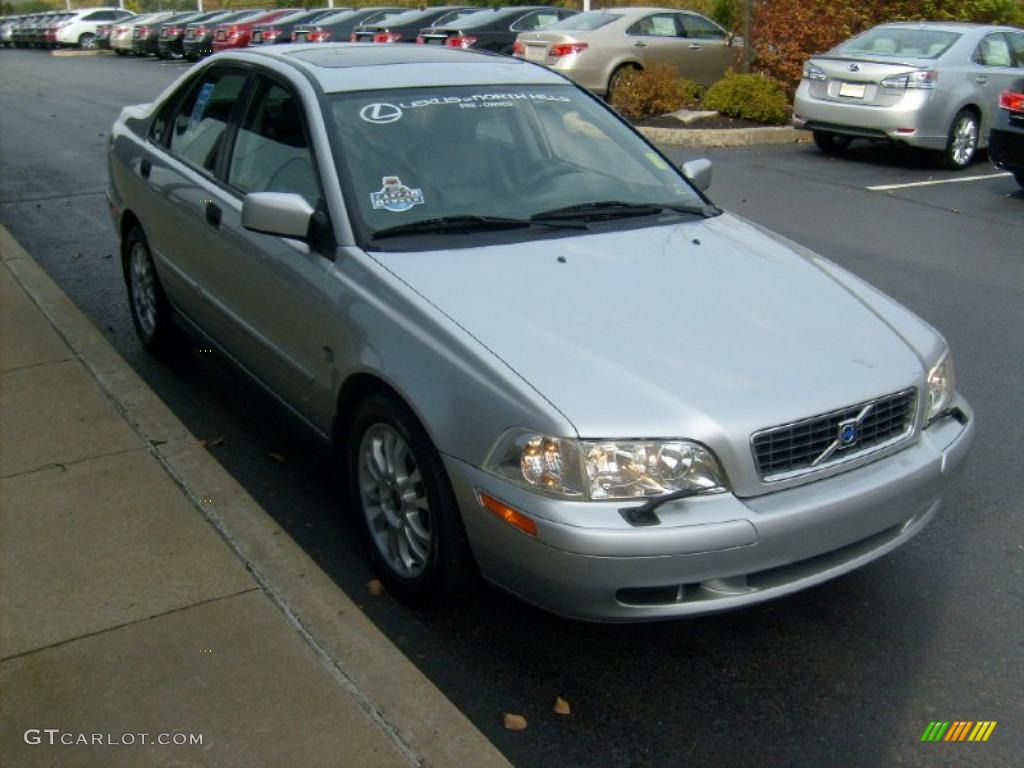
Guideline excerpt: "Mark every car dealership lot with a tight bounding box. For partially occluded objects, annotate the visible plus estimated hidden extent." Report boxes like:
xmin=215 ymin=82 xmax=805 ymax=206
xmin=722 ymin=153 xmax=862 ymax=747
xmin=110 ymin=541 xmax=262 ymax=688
xmin=1 ymin=48 xmax=1021 ymax=768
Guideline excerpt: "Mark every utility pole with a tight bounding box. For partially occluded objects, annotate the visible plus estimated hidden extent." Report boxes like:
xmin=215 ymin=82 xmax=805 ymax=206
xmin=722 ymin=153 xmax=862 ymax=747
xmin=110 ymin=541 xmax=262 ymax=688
xmin=743 ymin=0 xmax=753 ymax=73
xmin=583 ymin=0 xmax=590 ymax=11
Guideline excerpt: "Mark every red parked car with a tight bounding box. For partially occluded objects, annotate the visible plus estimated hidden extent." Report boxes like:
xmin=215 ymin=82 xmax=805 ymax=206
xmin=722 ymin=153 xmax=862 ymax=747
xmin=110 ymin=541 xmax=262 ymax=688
xmin=211 ymin=8 xmax=298 ymax=53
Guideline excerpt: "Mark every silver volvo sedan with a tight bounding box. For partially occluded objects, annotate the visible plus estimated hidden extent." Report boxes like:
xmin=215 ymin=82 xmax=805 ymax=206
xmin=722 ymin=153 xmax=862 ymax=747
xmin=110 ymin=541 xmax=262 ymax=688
xmin=107 ymin=44 xmax=974 ymax=621
xmin=794 ymin=22 xmax=1024 ymax=168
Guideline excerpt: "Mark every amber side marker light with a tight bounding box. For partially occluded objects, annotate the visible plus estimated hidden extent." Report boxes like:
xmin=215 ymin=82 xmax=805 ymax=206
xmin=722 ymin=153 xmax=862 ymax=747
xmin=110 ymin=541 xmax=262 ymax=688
xmin=478 ymin=492 xmax=538 ymax=536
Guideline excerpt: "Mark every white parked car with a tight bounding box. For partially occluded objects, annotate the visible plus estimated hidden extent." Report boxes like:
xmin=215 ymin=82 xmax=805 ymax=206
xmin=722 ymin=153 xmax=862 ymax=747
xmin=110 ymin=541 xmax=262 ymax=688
xmin=55 ymin=6 xmax=133 ymax=50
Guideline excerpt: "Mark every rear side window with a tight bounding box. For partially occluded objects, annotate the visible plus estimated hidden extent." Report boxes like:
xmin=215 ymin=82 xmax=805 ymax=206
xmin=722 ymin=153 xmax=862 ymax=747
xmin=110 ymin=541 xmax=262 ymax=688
xmin=628 ymin=14 xmax=681 ymax=38
xmin=167 ymin=68 xmax=249 ymax=173
xmin=227 ymin=77 xmax=322 ymax=207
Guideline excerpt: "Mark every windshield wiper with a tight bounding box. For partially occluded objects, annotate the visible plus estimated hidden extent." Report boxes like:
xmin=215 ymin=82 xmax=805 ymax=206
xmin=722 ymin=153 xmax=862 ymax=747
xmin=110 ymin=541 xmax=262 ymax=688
xmin=531 ymin=200 xmax=720 ymax=222
xmin=371 ymin=215 xmax=585 ymax=241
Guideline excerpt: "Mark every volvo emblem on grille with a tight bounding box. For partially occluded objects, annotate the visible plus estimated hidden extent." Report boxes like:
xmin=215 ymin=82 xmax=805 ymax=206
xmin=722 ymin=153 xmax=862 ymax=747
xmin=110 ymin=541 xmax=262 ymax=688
xmin=838 ymin=419 xmax=859 ymax=447
xmin=849 ymin=63 xmax=860 ymax=72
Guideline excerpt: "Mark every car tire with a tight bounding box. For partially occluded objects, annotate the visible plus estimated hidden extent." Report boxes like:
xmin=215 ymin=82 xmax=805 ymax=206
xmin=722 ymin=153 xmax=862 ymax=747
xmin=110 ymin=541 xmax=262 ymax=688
xmin=940 ymin=109 xmax=979 ymax=170
xmin=123 ymin=225 xmax=186 ymax=357
xmin=813 ymin=130 xmax=853 ymax=155
xmin=345 ymin=392 xmax=477 ymax=607
xmin=114 ymin=48 xmax=125 ymax=56
xmin=607 ymin=64 xmax=639 ymax=103
xmin=78 ymin=33 xmax=95 ymax=50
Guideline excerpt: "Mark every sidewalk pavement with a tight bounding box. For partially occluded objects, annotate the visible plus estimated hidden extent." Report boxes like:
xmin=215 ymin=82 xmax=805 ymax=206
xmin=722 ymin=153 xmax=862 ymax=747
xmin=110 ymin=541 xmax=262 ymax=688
xmin=0 ymin=227 xmax=510 ymax=768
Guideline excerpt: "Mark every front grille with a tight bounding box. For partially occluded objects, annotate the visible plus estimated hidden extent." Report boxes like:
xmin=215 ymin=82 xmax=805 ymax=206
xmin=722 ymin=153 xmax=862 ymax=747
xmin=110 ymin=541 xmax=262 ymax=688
xmin=752 ymin=388 xmax=916 ymax=480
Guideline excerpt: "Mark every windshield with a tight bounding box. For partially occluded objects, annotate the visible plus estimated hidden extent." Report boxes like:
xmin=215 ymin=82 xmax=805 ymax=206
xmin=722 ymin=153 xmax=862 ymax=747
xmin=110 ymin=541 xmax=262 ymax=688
xmin=326 ymin=84 xmax=706 ymax=246
xmin=547 ymin=11 xmax=622 ymax=31
xmin=835 ymin=27 xmax=961 ymax=59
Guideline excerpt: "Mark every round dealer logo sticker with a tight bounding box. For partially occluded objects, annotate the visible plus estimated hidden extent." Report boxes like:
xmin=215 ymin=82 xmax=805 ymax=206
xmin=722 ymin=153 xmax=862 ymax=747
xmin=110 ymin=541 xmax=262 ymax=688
xmin=360 ymin=103 xmax=403 ymax=124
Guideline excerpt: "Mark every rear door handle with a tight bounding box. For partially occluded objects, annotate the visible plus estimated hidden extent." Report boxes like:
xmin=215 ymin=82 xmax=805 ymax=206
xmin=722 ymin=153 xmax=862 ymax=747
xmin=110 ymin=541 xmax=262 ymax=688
xmin=633 ymin=41 xmax=647 ymax=48
xmin=974 ymin=76 xmax=988 ymax=84
xmin=139 ymin=158 xmax=151 ymax=179
xmin=205 ymin=201 xmax=221 ymax=228
xmin=688 ymin=43 xmax=702 ymax=50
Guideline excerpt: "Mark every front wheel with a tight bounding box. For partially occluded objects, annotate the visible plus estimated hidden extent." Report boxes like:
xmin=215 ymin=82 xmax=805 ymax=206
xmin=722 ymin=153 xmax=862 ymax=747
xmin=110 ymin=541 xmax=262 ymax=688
xmin=78 ymin=33 xmax=95 ymax=50
xmin=813 ymin=130 xmax=853 ymax=155
xmin=346 ymin=393 xmax=476 ymax=606
xmin=940 ymin=109 xmax=979 ymax=170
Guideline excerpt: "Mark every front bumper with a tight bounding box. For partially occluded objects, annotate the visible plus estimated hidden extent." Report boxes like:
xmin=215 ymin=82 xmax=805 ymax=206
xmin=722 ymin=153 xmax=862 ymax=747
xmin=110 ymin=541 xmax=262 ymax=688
xmin=446 ymin=397 xmax=974 ymax=621
xmin=793 ymin=81 xmax=950 ymax=150
xmin=989 ymin=126 xmax=1024 ymax=173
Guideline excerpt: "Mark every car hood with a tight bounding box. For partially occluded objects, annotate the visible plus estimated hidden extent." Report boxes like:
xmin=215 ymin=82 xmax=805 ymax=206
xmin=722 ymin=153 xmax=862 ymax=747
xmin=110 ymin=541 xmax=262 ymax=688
xmin=373 ymin=214 xmax=929 ymax=487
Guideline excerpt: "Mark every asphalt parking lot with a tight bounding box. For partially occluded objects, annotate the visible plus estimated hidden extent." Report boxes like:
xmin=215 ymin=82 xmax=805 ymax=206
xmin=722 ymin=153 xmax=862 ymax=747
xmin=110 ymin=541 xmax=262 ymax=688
xmin=1 ymin=50 xmax=1022 ymax=768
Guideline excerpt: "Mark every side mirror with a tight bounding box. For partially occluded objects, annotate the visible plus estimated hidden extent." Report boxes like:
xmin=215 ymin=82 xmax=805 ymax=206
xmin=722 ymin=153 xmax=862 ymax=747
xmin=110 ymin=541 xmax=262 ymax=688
xmin=682 ymin=158 xmax=713 ymax=192
xmin=241 ymin=192 xmax=314 ymax=240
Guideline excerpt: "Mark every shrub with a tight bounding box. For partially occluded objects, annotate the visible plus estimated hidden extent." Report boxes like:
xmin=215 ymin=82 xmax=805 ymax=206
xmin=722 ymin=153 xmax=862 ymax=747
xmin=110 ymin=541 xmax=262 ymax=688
xmin=710 ymin=0 xmax=741 ymax=31
xmin=610 ymin=64 xmax=701 ymax=120
xmin=702 ymin=71 xmax=789 ymax=124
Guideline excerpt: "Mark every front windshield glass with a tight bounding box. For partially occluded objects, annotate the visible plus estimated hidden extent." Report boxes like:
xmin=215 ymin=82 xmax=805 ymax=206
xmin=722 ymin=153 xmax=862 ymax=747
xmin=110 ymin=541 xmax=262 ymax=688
xmin=835 ymin=28 xmax=961 ymax=59
xmin=326 ymin=84 xmax=705 ymax=245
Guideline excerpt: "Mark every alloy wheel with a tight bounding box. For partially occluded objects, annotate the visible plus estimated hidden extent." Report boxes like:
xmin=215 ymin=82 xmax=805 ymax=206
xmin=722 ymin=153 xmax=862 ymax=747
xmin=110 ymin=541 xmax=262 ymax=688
xmin=357 ymin=424 xmax=432 ymax=578
xmin=129 ymin=242 xmax=157 ymax=341
xmin=950 ymin=113 xmax=978 ymax=167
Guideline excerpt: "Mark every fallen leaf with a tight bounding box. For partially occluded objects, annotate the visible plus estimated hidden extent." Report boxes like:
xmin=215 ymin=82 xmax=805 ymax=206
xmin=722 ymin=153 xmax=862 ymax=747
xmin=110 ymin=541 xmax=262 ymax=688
xmin=553 ymin=696 xmax=571 ymax=715
xmin=198 ymin=439 xmax=207 ymax=448
xmin=269 ymin=452 xmax=285 ymax=463
xmin=367 ymin=579 xmax=383 ymax=596
xmin=503 ymin=713 xmax=527 ymax=731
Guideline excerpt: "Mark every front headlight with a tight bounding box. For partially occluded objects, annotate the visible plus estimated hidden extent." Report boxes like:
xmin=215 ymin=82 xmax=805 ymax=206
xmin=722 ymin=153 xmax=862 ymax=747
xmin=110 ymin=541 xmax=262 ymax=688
xmin=926 ymin=351 xmax=955 ymax=423
xmin=485 ymin=430 xmax=728 ymax=500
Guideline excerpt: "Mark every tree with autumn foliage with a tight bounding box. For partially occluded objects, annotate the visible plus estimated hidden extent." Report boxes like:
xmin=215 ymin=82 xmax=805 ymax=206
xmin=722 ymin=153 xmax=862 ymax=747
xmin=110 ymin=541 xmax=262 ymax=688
xmin=753 ymin=0 xmax=1024 ymax=92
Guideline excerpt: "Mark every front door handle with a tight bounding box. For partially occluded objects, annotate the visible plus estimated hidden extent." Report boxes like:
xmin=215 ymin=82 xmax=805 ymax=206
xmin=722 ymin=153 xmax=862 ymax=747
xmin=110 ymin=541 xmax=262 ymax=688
xmin=633 ymin=40 xmax=647 ymax=48
xmin=139 ymin=158 xmax=151 ymax=179
xmin=974 ymin=75 xmax=988 ymax=84
xmin=688 ymin=43 xmax=702 ymax=50
xmin=205 ymin=201 xmax=221 ymax=228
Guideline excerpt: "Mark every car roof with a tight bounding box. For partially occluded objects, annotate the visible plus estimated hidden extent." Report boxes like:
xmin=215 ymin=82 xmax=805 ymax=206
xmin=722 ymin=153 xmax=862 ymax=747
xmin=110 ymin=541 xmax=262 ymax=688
xmin=218 ymin=43 xmax=566 ymax=93
xmin=872 ymin=21 xmax=1016 ymax=33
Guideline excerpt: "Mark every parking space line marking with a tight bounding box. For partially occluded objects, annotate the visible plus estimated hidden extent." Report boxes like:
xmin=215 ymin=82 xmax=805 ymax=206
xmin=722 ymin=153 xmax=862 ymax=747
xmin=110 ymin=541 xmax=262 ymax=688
xmin=867 ymin=173 xmax=1011 ymax=191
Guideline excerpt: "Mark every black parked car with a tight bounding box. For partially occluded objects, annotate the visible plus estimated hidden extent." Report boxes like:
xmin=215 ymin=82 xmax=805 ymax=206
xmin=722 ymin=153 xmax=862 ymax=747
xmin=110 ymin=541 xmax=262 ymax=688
xmin=350 ymin=6 xmax=477 ymax=44
xmin=417 ymin=6 xmax=573 ymax=54
xmin=156 ymin=10 xmax=229 ymax=59
xmin=990 ymin=77 xmax=1024 ymax=190
xmin=133 ymin=11 xmax=199 ymax=56
xmin=249 ymin=7 xmax=343 ymax=46
xmin=292 ymin=7 xmax=402 ymax=43
xmin=182 ymin=8 xmax=265 ymax=61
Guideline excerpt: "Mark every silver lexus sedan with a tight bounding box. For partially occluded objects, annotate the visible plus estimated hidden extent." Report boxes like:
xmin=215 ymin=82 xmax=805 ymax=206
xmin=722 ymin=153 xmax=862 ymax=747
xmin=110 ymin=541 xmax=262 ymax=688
xmin=107 ymin=44 xmax=974 ymax=621
xmin=794 ymin=22 xmax=1024 ymax=168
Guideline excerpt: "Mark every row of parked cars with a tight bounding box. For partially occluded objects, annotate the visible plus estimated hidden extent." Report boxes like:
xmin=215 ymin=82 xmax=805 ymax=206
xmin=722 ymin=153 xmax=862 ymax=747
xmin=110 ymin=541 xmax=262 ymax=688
xmin=1 ymin=5 xmax=741 ymax=89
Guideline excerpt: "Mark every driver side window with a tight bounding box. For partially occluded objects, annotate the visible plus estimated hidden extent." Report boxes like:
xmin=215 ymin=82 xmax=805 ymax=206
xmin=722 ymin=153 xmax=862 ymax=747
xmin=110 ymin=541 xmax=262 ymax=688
xmin=167 ymin=68 xmax=249 ymax=173
xmin=227 ymin=76 xmax=322 ymax=208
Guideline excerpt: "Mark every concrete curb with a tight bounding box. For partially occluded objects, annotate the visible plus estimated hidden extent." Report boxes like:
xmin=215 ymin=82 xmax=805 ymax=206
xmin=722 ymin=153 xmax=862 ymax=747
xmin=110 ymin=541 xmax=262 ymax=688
xmin=639 ymin=124 xmax=809 ymax=148
xmin=51 ymin=49 xmax=114 ymax=57
xmin=0 ymin=224 xmax=511 ymax=768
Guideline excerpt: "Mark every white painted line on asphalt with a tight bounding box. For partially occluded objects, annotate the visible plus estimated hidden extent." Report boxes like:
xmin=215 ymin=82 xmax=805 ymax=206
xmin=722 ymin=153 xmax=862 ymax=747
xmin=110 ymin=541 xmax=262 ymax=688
xmin=867 ymin=172 xmax=1011 ymax=191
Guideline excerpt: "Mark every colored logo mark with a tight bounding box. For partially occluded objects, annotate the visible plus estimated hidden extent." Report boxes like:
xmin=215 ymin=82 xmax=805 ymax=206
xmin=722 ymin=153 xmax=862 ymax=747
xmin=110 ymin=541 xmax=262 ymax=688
xmin=920 ymin=721 xmax=997 ymax=742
